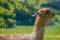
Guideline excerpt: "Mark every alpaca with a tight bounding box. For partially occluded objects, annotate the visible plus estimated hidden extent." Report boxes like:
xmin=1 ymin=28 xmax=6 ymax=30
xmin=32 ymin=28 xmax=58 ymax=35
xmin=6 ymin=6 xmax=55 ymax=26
xmin=0 ymin=8 xmax=55 ymax=40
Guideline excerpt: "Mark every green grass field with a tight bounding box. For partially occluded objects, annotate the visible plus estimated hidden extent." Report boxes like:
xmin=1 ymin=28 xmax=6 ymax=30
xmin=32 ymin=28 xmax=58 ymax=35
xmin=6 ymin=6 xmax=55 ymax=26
xmin=0 ymin=26 xmax=60 ymax=40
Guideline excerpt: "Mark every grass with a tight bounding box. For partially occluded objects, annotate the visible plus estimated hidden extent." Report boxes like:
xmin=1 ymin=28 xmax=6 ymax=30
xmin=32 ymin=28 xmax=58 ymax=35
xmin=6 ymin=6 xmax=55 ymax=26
xmin=0 ymin=26 xmax=60 ymax=40
xmin=44 ymin=27 xmax=60 ymax=40
xmin=0 ymin=26 xmax=33 ymax=34
xmin=44 ymin=37 xmax=60 ymax=40
xmin=45 ymin=27 xmax=60 ymax=35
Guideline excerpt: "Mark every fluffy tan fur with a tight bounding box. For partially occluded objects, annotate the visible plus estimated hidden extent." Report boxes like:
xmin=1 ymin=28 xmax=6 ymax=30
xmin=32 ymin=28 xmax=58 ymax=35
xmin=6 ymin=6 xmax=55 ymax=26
xmin=0 ymin=8 xmax=55 ymax=40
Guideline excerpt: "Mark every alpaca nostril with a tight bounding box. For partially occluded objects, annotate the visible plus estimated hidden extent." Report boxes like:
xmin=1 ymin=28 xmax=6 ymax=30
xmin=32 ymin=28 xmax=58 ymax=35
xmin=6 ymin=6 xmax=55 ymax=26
xmin=32 ymin=15 xmax=35 ymax=17
xmin=32 ymin=12 xmax=40 ymax=17
xmin=32 ymin=13 xmax=37 ymax=17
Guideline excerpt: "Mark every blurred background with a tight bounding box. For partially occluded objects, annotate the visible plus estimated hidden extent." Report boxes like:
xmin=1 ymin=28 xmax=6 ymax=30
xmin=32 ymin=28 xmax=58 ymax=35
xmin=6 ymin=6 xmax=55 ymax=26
xmin=0 ymin=0 xmax=60 ymax=40
xmin=0 ymin=0 xmax=60 ymax=28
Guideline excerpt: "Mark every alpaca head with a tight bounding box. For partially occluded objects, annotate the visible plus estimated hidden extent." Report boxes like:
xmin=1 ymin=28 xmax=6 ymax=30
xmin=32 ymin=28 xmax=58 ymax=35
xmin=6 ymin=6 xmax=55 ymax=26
xmin=33 ymin=8 xmax=55 ymax=21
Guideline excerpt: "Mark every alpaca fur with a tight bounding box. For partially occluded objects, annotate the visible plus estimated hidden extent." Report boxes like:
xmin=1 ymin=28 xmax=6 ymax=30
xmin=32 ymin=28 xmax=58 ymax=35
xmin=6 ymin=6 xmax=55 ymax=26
xmin=0 ymin=8 xmax=55 ymax=40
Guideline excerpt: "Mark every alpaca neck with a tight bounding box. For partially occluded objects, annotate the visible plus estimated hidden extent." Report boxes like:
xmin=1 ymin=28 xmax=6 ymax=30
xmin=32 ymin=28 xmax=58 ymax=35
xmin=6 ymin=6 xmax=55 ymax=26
xmin=32 ymin=16 xmax=47 ymax=40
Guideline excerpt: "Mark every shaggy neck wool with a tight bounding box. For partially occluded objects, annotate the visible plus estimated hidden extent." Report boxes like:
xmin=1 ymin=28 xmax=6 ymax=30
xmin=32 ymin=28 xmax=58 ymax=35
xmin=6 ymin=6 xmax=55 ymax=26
xmin=32 ymin=15 xmax=47 ymax=40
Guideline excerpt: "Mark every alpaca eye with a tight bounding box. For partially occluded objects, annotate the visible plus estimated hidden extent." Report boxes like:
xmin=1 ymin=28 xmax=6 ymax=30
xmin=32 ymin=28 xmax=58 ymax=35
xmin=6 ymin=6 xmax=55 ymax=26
xmin=41 ymin=10 xmax=43 ymax=12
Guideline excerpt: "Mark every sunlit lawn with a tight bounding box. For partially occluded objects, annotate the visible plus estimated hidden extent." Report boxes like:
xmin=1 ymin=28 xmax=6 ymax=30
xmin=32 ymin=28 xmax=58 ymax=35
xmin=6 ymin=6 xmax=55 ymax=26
xmin=0 ymin=26 xmax=60 ymax=40
xmin=0 ymin=26 xmax=33 ymax=34
xmin=44 ymin=26 xmax=60 ymax=40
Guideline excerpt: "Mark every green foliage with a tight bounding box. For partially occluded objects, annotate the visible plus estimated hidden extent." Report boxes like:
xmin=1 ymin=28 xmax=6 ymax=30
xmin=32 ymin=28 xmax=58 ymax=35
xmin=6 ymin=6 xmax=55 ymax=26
xmin=0 ymin=17 xmax=16 ymax=28
xmin=6 ymin=18 xmax=16 ymax=28
xmin=0 ymin=17 xmax=7 ymax=28
xmin=0 ymin=0 xmax=60 ymax=28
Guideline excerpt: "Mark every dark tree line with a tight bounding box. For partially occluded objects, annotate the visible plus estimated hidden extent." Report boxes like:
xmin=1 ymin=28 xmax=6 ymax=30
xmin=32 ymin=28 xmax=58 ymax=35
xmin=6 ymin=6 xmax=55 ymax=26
xmin=0 ymin=0 xmax=60 ymax=28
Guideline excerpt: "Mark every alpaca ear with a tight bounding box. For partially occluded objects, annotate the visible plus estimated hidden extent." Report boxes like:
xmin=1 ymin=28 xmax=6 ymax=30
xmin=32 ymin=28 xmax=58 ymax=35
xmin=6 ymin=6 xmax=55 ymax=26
xmin=51 ymin=12 xmax=55 ymax=17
